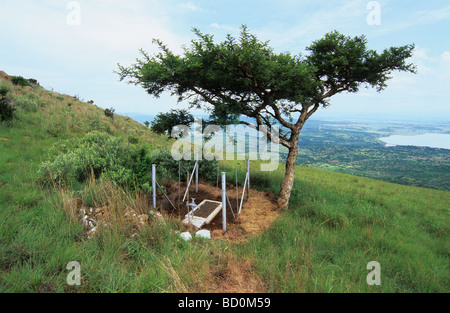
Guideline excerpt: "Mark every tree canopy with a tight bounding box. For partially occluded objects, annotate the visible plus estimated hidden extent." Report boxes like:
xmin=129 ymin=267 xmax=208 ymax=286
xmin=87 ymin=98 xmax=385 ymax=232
xmin=117 ymin=25 xmax=416 ymax=208
xmin=150 ymin=109 xmax=194 ymax=137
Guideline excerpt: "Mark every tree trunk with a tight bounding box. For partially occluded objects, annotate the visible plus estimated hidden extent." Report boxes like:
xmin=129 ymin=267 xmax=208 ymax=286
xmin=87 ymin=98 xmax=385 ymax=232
xmin=277 ymin=145 xmax=299 ymax=209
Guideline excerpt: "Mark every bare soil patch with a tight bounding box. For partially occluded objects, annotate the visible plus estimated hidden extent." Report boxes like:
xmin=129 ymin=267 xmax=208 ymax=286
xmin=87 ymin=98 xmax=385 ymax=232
xmin=207 ymin=258 xmax=266 ymax=293
xmin=159 ymin=181 xmax=281 ymax=242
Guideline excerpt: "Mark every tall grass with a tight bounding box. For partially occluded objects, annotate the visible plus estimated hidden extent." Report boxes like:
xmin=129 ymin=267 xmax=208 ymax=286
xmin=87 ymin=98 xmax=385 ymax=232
xmin=231 ymin=163 xmax=449 ymax=292
xmin=1 ymin=75 xmax=449 ymax=293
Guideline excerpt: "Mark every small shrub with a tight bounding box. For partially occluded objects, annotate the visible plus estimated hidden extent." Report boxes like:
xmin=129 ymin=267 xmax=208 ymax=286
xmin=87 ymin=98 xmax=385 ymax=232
xmin=0 ymin=85 xmax=15 ymax=122
xmin=39 ymin=131 xmax=153 ymax=191
xmin=0 ymin=85 xmax=9 ymax=96
xmin=88 ymin=117 xmax=106 ymax=132
xmin=46 ymin=123 xmax=64 ymax=138
xmin=11 ymin=76 xmax=31 ymax=87
xmin=128 ymin=136 xmax=139 ymax=145
xmin=104 ymin=107 xmax=115 ymax=119
xmin=27 ymin=78 xmax=40 ymax=86
xmin=149 ymin=149 xmax=218 ymax=183
xmin=0 ymin=96 xmax=15 ymax=122
xmin=14 ymin=96 xmax=38 ymax=112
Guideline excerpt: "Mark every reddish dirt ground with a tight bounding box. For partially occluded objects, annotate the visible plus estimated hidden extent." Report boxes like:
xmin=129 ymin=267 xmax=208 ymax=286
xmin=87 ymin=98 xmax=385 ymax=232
xmin=158 ymin=181 xmax=281 ymax=243
xmin=158 ymin=181 xmax=278 ymax=293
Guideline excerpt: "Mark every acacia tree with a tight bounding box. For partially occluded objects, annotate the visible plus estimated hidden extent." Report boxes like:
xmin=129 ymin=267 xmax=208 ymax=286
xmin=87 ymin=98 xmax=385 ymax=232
xmin=151 ymin=109 xmax=194 ymax=136
xmin=117 ymin=26 xmax=415 ymax=208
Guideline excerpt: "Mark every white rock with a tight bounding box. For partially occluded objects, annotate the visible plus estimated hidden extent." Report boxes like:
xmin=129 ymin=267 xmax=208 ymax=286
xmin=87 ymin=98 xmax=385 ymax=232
xmin=87 ymin=218 xmax=97 ymax=229
xmin=81 ymin=215 xmax=89 ymax=227
xmin=195 ymin=229 xmax=211 ymax=240
xmin=180 ymin=232 xmax=192 ymax=241
xmin=87 ymin=227 xmax=98 ymax=239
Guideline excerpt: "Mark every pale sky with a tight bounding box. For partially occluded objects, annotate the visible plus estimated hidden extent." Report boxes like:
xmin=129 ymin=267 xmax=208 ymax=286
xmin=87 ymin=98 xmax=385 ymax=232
xmin=1 ymin=0 xmax=449 ymax=122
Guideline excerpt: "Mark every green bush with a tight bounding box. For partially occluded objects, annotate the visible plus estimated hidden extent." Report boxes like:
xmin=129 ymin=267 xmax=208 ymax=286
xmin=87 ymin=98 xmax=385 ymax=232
xmin=150 ymin=149 xmax=218 ymax=183
xmin=27 ymin=78 xmax=40 ymax=86
xmin=0 ymin=85 xmax=9 ymax=96
xmin=11 ymin=76 xmax=31 ymax=87
xmin=13 ymin=95 xmax=38 ymax=112
xmin=0 ymin=86 xmax=15 ymax=122
xmin=104 ymin=107 xmax=115 ymax=119
xmin=151 ymin=109 xmax=193 ymax=136
xmin=39 ymin=131 xmax=153 ymax=190
xmin=39 ymin=132 xmax=218 ymax=191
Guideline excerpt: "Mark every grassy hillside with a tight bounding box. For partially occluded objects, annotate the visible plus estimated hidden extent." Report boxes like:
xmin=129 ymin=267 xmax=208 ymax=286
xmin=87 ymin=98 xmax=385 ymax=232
xmin=1 ymin=71 xmax=448 ymax=293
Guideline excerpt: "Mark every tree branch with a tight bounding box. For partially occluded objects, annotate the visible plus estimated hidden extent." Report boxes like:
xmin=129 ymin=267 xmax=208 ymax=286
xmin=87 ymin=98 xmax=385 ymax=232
xmin=239 ymin=119 xmax=291 ymax=148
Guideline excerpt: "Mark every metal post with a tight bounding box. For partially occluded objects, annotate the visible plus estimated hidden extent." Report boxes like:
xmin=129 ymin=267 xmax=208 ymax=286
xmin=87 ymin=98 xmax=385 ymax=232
xmin=186 ymin=171 xmax=189 ymax=205
xmin=178 ymin=161 xmax=181 ymax=203
xmin=222 ymin=172 xmax=226 ymax=233
xmin=246 ymin=159 xmax=250 ymax=201
xmin=195 ymin=152 xmax=199 ymax=193
xmin=187 ymin=171 xmax=190 ymax=223
xmin=236 ymin=168 xmax=238 ymax=212
xmin=152 ymin=164 xmax=156 ymax=209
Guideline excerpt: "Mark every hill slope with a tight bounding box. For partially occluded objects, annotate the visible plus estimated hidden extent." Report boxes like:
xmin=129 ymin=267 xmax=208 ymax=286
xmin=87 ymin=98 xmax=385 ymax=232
xmin=0 ymin=71 xmax=448 ymax=293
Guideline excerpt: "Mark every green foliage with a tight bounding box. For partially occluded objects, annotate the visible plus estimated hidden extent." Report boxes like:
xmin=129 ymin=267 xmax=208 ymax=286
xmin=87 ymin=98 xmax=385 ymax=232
xmin=1 ymin=70 xmax=448 ymax=293
xmin=306 ymin=30 xmax=416 ymax=94
xmin=39 ymin=132 xmax=218 ymax=191
xmin=151 ymin=109 xmax=193 ymax=136
xmin=0 ymin=86 xmax=15 ymax=122
xmin=150 ymin=149 xmax=218 ymax=183
xmin=118 ymin=25 xmax=415 ymax=127
xmin=39 ymin=131 xmax=153 ymax=191
xmin=13 ymin=95 xmax=39 ymax=112
xmin=88 ymin=116 xmax=106 ymax=132
xmin=117 ymin=25 xmax=416 ymax=206
xmin=104 ymin=107 xmax=115 ymax=119
xmin=0 ymin=85 xmax=9 ymax=97
xmin=27 ymin=78 xmax=40 ymax=86
xmin=11 ymin=76 xmax=32 ymax=87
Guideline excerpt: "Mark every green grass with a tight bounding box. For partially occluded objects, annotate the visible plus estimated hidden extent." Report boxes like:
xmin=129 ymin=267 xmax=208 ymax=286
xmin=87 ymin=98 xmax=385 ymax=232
xmin=232 ymin=162 xmax=449 ymax=292
xmin=0 ymin=72 xmax=449 ymax=293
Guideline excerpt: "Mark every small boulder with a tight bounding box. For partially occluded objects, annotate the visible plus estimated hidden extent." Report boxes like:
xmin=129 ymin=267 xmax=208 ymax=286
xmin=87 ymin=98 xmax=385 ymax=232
xmin=180 ymin=232 xmax=192 ymax=241
xmin=195 ymin=229 xmax=211 ymax=240
xmin=87 ymin=227 xmax=98 ymax=239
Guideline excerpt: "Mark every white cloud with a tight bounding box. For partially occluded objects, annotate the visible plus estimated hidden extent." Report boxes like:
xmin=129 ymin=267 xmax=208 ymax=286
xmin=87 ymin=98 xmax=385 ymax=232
xmin=209 ymin=23 xmax=236 ymax=32
xmin=254 ymin=0 xmax=368 ymax=51
xmin=372 ymin=5 xmax=450 ymax=36
xmin=0 ymin=0 xmax=188 ymax=65
xmin=438 ymin=51 xmax=450 ymax=78
xmin=178 ymin=2 xmax=204 ymax=12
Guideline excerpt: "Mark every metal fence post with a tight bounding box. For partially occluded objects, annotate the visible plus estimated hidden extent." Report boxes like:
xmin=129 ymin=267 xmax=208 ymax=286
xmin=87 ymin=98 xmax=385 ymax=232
xmin=222 ymin=172 xmax=226 ymax=233
xmin=246 ymin=158 xmax=250 ymax=201
xmin=195 ymin=152 xmax=199 ymax=193
xmin=152 ymin=164 xmax=156 ymax=209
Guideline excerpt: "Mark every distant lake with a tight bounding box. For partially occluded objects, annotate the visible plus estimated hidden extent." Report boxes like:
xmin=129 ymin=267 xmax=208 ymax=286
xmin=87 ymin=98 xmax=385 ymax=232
xmin=379 ymin=133 xmax=450 ymax=150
